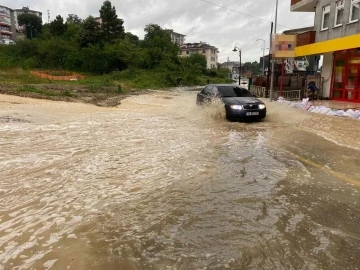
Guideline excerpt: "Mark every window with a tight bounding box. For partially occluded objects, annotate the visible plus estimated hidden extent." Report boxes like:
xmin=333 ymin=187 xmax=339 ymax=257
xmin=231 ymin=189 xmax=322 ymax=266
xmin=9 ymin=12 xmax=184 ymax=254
xmin=350 ymin=0 xmax=360 ymax=23
xmin=321 ymin=5 xmax=330 ymax=30
xmin=334 ymin=0 xmax=344 ymax=26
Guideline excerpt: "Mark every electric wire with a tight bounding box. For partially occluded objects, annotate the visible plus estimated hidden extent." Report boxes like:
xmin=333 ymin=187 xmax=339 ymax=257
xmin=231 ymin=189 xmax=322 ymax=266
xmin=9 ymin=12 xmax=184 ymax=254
xmin=200 ymin=0 xmax=293 ymax=30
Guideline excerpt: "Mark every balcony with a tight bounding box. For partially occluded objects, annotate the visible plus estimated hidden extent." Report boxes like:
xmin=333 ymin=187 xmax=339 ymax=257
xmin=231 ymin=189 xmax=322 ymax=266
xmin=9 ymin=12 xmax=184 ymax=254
xmin=0 ymin=29 xmax=12 ymax=35
xmin=291 ymin=0 xmax=317 ymax=12
xmin=0 ymin=17 xmax=11 ymax=26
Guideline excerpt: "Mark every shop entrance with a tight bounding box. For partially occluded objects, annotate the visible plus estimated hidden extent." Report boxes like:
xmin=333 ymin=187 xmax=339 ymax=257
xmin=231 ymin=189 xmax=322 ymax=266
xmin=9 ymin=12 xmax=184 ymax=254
xmin=331 ymin=50 xmax=360 ymax=102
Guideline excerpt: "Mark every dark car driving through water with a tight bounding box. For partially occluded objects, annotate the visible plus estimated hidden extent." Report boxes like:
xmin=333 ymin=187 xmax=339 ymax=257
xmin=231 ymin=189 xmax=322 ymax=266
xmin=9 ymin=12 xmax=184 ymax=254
xmin=196 ymin=84 xmax=267 ymax=121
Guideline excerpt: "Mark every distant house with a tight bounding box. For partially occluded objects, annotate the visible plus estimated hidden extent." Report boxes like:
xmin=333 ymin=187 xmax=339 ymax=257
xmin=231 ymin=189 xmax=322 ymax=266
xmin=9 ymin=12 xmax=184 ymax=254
xmin=179 ymin=42 xmax=219 ymax=69
xmin=166 ymin=29 xmax=185 ymax=46
xmin=219 ymin=61 xmax=241 ymax=72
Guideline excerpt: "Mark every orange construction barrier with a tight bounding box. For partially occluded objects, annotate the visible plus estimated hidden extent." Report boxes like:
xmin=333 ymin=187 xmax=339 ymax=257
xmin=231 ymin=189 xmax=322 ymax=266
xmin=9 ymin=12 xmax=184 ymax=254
xmin=30 ymin=70 xmax=85 ymax=81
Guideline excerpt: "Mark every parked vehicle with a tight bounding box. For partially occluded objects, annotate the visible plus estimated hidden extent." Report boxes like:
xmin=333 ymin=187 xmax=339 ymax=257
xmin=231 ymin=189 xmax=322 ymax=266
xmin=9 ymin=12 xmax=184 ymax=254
xmin=196 ymin=84 xmax=266 ymax=121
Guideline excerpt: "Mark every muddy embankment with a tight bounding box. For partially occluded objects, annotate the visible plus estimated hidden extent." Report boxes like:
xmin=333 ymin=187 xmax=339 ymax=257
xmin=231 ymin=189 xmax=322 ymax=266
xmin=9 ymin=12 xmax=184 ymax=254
xmin=0 ymin=84 xmax=148 ymax=107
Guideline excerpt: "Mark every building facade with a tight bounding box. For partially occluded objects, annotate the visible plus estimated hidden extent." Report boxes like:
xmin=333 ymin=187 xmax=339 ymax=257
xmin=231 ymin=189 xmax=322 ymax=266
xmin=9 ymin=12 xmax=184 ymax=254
xmin=291 ymin=0 xmax=360 ymax=102
xmin=14 ymin=7 xmax=42 ymax=33
xmin=0 ymin=5 xmax=16 ymax=41
xmin=166 ymin=29 xmax=186 ymax=46
xmin=179 ymin=42 xmax=219 ymax=69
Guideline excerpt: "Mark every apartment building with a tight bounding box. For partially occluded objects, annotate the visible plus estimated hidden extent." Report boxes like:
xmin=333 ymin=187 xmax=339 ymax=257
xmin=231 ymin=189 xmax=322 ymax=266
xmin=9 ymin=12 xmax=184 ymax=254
xmin=291 ymin=0 xmax=360 ymax=102
xmin=179 ymin=42 xmax=219 ymax=69
xmin=166 ymin=29 xmax=186 ymax=46
xmin=0 ymin=5 xmax=16 ymax=41
xmin=14 ymin=7 xmax=42 ymax=33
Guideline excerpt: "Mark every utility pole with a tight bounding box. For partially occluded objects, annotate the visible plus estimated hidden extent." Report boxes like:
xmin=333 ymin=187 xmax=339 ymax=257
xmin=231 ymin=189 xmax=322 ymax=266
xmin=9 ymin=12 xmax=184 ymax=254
xmin=233 ymin=47 xmax=242 ymax=85
xmin=266 ymin=23 xmax=274 ymax=97
xmin=269 ymin=0 xmax=279 ymax=101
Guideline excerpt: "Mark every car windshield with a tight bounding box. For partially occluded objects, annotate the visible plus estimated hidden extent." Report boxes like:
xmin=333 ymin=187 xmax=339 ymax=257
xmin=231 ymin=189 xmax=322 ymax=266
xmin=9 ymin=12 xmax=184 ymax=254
xmin=218 ymin=86 xmax=253 ymax=97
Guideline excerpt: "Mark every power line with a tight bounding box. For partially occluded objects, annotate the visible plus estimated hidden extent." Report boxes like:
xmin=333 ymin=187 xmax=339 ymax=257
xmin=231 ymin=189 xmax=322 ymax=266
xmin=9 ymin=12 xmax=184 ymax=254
xmin=200 ymin=0 xmax=292 ymax=30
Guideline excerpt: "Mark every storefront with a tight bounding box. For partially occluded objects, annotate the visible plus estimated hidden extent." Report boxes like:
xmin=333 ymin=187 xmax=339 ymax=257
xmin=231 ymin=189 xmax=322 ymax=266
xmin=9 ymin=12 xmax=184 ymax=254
xmin=331 ymin=49 xmax=360 ymax=102
xmin=295 ymin=33 xmax=360 ymax=103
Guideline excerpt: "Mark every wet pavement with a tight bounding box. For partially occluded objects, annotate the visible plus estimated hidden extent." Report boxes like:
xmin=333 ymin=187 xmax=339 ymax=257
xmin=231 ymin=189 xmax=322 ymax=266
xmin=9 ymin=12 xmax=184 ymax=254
xmin=0 ymin=92 xmax=359 ymax=270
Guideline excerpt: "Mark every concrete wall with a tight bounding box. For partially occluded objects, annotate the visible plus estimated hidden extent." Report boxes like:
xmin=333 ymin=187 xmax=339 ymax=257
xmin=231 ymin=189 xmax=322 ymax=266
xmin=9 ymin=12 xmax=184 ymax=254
xmin=321 ymin=52 xmax=333 ymax=98
xmin=315 ymin=0 xmax=360 ymax=42
xmin=10 ymin=10 xmax=16 ymax=41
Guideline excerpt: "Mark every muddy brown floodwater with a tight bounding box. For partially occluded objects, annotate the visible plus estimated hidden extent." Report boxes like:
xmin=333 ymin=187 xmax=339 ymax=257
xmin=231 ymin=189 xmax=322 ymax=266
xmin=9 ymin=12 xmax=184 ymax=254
xmin=0 ymin=91 xmax=360 ymax=270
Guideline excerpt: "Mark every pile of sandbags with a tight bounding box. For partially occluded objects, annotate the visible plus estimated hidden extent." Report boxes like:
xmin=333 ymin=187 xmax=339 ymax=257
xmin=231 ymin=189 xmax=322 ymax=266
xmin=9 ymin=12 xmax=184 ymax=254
xmin=277 ymin=99 xmax=360 ymax=120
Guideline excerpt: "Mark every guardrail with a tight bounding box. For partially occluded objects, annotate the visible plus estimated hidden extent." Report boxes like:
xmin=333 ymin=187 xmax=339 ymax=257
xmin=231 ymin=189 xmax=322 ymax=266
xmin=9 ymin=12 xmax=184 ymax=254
xmin=274 ymin=90 xmax=302 ymax=100
xmin=250 ymin=85 xmax=266 ymax=98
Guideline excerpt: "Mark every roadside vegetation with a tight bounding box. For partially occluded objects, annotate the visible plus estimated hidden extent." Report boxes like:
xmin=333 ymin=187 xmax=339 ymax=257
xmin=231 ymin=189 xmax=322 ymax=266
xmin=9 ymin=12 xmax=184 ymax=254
xmin=0 ymin=0 xmax=232 ymax=90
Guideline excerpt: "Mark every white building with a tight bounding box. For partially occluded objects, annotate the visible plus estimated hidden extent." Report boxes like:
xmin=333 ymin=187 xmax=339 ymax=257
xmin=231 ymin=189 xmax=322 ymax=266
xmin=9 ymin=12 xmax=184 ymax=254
xmin=166 ymin=29 xmax=186 ymax=46
xmin=179 ymin=42 xmax=219 ymax=69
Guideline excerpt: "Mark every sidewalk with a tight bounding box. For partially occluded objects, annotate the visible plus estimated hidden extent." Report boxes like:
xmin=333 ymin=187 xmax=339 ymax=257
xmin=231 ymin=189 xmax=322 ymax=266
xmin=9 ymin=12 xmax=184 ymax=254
xmin=277 ymin=98 xmax=360 ymax=120
xmin=307 ymin=100 xmax=360 ymax=110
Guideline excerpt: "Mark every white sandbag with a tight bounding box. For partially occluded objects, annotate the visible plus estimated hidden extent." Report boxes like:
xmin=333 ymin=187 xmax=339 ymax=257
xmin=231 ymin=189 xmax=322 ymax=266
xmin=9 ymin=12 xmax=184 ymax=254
xmin=327 ymin=110 xmax=337 ymax=116
xmin=350 ymin=111 xmax=360 ymax=119
xmin=320 ymin=108 xmax=331 ymax=114
xmin=301 ymin=98 xmax=309 ymax=105
xmin=335 ymin=110 xmax=345 ymax=117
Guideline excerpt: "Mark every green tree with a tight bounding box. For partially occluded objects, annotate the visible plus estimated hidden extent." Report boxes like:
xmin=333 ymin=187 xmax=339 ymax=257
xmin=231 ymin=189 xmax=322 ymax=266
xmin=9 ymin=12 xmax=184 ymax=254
xmin=66 ymin=14 xmax=82 ymax=25
xmin=143 ymin=24 xmax=179 ymax=69
xmin=18 ymin=13 xmax=42 ymax=39
xmin=125 ymin=32 xmax=139 ymax=45
xmin=81 ymin=45 xmax=109 ymax=73
xmin=186 ymin=53 xmax=207 ymax=72
xmin=99 ymin=0 xmax=125 ymax=43
xmin=243 ymin=61 xmax=261 ymax=75
xmin=37 ymin=37 xmax=75 ymax=68
xmin=77 ymin=16 xmax=103 ymax=47
xmin=50 ymin=15 xmax=67 ymax=36
xmin=105 ymin=39 xmax=143 ymax=71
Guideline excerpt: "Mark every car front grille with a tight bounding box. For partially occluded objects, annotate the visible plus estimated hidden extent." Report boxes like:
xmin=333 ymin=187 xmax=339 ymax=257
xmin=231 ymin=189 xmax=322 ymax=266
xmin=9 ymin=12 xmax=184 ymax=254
xmin=243 ymin=104 xmax=259 ymax=110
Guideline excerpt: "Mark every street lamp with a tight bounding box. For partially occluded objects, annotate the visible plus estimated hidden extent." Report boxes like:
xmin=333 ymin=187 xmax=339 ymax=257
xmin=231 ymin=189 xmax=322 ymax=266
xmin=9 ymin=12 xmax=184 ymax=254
xmin=256 ymin=39 xmax=266 ymax=75
xmin=233 ymin=47 xmax=241 ymax=85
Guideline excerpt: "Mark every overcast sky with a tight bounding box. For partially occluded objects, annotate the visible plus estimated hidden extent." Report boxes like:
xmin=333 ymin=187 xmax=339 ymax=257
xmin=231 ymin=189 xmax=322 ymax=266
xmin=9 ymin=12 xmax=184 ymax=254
xmin=3 ymin=0 xmax=315 ymax=63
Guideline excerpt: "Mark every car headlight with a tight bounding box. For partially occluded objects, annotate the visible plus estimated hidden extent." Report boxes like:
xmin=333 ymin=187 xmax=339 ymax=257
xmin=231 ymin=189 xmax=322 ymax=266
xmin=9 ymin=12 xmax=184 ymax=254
xmin=259 ymin=104 xmax=266 ymax=110
xmin=230 ymin=105 xmax=243 ymax=110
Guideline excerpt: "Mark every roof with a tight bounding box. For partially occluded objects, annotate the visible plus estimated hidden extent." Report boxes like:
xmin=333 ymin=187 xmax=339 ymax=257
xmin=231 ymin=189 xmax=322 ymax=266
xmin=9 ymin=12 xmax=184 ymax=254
xmin=0 ymin=5 xmax=13 ymax=11
xmin=166 ymin=29 xmax=186 ymax=37
xmin=14 ymin=7 xmax=42 ymax=14
xmin=180 ymin=42 xmax=218 ymax=51
xmin=283 ymin=26 xmax=315 ymax=35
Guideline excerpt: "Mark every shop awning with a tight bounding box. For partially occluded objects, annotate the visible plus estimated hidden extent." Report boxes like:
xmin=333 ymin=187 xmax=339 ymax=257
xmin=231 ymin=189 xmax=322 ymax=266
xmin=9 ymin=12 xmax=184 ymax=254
xmin=295 ymin=34 xmax=360 ymax=57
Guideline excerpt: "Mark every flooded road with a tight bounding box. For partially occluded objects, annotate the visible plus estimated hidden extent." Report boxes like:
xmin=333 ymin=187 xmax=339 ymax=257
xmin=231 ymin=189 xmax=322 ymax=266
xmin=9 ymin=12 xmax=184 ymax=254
xmin=0 ymin=91 xmax=360 ymax=269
